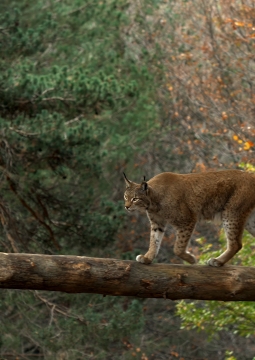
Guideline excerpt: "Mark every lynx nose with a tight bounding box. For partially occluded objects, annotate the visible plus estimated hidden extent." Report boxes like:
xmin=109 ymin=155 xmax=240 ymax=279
xmin=125 ymin=205 xmax=130 ymax=211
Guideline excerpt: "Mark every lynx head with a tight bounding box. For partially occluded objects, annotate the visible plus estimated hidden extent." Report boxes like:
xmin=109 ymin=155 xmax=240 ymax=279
xmin=123 ymin=173 xmax=150 ymax=212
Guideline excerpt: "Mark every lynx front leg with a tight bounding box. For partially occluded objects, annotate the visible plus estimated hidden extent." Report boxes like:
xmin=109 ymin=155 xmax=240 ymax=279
xmin=136 ymin=223 xmax=166 ymax=264
xmin=207 ymin=214 xmax=244 ymax=267
xmin=174 ymin=223 xmax=197 ymax=264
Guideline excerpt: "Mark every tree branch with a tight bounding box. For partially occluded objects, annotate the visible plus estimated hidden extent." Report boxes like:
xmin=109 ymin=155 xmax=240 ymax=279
xmin=0 ymin=252 xmax=254 ymax=301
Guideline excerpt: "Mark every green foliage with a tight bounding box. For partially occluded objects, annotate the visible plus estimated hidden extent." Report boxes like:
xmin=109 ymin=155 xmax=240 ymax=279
xmin=177 ymin=231 xmax=255 ymax=339
xmin=0 ymin=10 xmax=57 ymax=56
xmin=0 ymin=0 xmax=161 ymax=255
xmin=0 ymin=291 xmax=144 ymax=358
xmin=0 ymin=0 xmax=163 ymax=358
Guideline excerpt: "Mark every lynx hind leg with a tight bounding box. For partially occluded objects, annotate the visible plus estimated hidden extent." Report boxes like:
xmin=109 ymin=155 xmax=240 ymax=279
xmin=136 ymin=223 xmax=165 ymax=265
xmin=174 ymin=223 xmax=197 ymax=264
xmin=207 ymin=215 xmax=244 ymax=267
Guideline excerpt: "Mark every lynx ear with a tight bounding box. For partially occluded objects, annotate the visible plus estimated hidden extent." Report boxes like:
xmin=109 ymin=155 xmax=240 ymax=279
xmin=123 ymin=172 xmax=131 ymax=188
xmin=141 ymin=176 xmax=148 ymax=192
xmin=141 ymin=182 xmax=148 ymax=191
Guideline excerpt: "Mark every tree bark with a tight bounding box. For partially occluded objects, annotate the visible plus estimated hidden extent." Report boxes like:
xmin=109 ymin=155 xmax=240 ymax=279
xmin=0 ymin=252 xmax=254 ymax=301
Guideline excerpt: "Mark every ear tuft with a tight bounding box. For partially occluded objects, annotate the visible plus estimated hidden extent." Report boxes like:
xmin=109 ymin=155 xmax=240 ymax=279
xmin=123 ymin=172 xmax=131 ymax=188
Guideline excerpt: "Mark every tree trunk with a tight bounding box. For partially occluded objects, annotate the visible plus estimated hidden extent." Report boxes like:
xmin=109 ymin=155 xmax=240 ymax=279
xmin=0 ymin=252 xmax=254 ymax=301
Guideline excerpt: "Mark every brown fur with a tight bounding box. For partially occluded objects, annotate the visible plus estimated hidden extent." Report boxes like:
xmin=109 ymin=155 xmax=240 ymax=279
xmin=123 ymin=170 xmax=255 ymax=266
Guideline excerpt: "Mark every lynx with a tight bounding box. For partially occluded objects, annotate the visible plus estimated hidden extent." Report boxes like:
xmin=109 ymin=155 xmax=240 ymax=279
xmin=123 ymin=170 xmax=255 ymax=267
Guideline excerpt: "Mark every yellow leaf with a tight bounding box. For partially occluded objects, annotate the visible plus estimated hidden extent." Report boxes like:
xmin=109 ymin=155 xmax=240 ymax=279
xmin=244 ymin=141 xmax=254 ymax=150
xmin=233 ymin=135 xmax=238 ymax=141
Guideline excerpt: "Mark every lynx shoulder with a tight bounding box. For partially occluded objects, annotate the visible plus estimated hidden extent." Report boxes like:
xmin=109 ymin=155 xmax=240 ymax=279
xmin=123 ymin=170 xmax=255 ymax=267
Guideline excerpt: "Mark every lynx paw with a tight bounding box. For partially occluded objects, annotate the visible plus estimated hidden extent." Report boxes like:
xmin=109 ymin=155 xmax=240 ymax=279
xmin=207 ymin=258 xmax=223 ymax=267
xmin=136 ymin=255 xmax=152 ymax=264
xmin=187 ymin=254 xmax=197 ymax=264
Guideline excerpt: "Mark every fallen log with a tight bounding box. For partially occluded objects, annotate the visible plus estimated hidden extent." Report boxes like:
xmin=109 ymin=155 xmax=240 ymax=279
xmin=0 ymin=252 xmax=254 ymax=301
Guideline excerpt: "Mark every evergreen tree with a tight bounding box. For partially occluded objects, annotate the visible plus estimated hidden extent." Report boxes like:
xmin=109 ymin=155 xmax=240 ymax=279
xmin=0 ymin=0 xmax=160 ymax=358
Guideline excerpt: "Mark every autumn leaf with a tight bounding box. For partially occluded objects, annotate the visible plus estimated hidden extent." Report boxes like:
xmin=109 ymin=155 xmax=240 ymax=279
xmin=222 ymin=111 xmax=228 ymax=120
xmin=234 ymin=21 xmax=245 ymax=27
xmin=244 ymin=141 xmax=254 ymax=150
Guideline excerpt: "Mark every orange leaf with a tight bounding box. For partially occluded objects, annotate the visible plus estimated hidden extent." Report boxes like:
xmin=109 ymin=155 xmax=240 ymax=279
xmin=244 ymin=142 xmax=251 ymax=150
xmin=244 ymin=140 xmax=255 ymax=150
xmin=234 ymin=21 xmax=245 ymax=27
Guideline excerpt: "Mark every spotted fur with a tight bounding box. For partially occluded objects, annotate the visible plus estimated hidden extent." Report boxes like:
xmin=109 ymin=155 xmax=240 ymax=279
xmin=123 ymin=170 xmax=255 ymax=267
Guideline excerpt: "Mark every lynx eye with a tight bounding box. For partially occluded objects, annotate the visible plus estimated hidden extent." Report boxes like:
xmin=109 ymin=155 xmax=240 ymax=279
xmin=132 ymin=198 xmax=139 ymax=202
xmin=124 ymin=195 xmax=128 ymax=201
